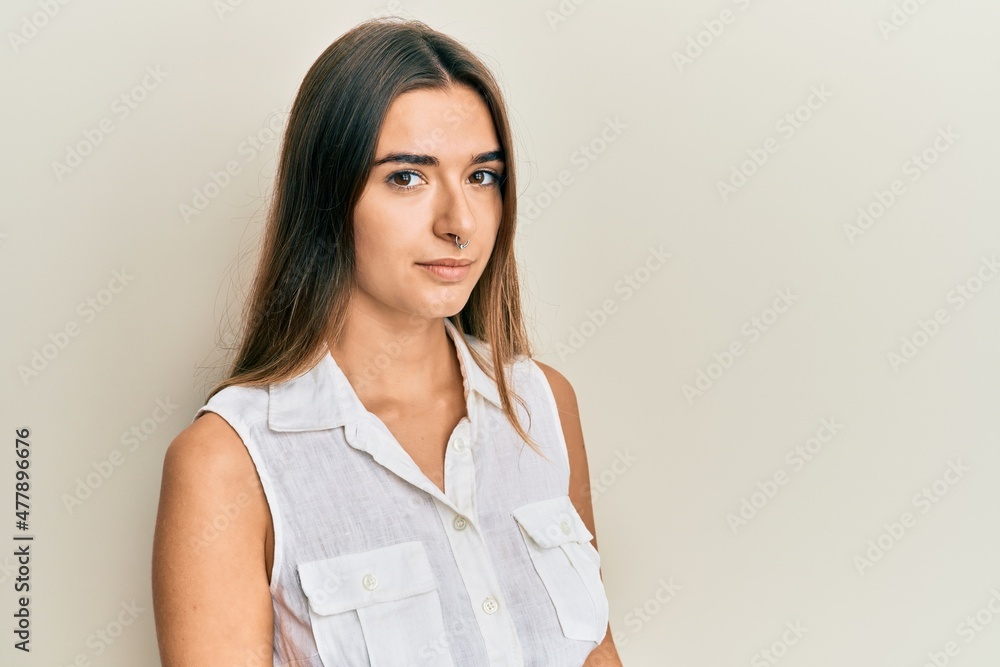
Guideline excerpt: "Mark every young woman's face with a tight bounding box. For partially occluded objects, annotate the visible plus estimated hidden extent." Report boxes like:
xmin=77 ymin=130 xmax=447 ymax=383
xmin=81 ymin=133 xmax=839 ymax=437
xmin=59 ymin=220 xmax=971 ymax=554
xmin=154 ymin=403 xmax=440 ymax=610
xmin=352 ymin=83 xmax=504 ymax=323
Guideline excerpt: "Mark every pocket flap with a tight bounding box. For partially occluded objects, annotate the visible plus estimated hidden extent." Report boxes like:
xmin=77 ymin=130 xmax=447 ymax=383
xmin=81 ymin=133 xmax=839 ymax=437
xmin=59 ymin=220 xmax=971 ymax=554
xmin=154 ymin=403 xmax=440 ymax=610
xmin=512 ymin=495 xmax=594 ymax=548
xmin=297 ymin=541 xmax=436 ymax=616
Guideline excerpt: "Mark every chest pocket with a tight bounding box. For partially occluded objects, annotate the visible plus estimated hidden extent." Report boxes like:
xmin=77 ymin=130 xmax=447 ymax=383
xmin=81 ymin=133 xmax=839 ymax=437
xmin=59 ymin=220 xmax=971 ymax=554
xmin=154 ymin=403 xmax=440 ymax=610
xmin=512 ymin=495 xmax=610 ymax=644
xmin=297 ymin=541 xmax=456 ymax=667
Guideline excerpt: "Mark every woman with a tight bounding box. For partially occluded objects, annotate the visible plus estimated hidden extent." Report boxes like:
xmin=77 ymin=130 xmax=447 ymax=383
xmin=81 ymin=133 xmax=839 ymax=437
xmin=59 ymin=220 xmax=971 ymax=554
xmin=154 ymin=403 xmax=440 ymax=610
xmin=152 ymin=17 xmax=621 ymax=667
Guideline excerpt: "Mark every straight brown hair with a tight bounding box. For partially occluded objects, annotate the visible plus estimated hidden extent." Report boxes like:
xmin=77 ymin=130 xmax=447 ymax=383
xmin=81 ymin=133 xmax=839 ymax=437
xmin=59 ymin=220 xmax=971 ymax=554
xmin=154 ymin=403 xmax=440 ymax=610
xmin=207 ymin=17 xmax=547 ymax=458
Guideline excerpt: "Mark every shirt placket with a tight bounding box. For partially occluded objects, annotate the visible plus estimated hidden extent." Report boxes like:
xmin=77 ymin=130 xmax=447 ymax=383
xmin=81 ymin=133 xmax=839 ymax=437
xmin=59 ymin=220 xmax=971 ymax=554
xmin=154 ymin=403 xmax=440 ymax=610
xmin=435 ymin=395 xmax=524 ymax=667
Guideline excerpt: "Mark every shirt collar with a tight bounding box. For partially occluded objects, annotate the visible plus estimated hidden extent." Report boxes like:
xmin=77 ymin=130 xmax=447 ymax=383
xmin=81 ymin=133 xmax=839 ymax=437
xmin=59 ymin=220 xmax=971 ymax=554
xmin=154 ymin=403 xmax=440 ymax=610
xmin=267 ymin=317 xmax=502 ymax=432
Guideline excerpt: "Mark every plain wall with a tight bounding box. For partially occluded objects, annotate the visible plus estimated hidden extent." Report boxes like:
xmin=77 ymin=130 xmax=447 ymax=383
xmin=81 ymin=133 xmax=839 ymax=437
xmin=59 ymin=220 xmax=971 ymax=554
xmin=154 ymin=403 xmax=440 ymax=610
xmin=3 ymin=0 xmax=999 ymax=664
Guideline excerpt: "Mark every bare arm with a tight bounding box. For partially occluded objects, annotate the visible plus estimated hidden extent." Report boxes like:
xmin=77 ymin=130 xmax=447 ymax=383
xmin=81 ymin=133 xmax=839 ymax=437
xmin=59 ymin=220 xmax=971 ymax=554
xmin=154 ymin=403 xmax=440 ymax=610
xmin=152 ymin=412 xmax=274 ymax=666
xmin=534 ymin=361 xmax=623 ymax=666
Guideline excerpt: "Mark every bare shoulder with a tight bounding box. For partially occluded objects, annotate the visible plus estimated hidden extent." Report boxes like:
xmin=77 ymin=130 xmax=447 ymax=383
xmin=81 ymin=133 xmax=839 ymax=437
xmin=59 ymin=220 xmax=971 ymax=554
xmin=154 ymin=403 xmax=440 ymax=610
xmin=532 ymin=360 xmax=618 ymax=656
xmin=152 ymin=411 xmax=273 ymax=665
xmin=158 ymin=412 xmax=270 ymax=524
xmin=531 ymin=359 xmax=595 ymax=536
xmin=161 ymin=412 xmax=256 ymax=486
xmin=531 ymin=359 xmax=580 ymax=417
xmin=156 ymin=410 xmax=270 ymax=566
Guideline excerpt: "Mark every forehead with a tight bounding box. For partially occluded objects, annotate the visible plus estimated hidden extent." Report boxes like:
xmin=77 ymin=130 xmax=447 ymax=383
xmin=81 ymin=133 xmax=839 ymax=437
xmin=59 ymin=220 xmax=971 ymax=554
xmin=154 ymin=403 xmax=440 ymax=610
xmin=376 ymin=84 xmax=499 ymax=157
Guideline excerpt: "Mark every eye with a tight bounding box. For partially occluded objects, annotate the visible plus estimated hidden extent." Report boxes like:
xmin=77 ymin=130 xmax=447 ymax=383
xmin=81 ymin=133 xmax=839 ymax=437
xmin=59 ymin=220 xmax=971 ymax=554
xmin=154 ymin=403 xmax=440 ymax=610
xmin=387 ymin=170 xmax=425 ymax=191
xmin=471 ymin=169 xmax=503 ymax=187
xmin=385 ymin=168 xmax=503 ymax=192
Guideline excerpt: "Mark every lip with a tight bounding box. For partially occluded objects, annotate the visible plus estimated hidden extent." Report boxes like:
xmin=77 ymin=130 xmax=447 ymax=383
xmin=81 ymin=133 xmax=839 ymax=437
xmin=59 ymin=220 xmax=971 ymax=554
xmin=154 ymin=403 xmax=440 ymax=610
xmin=418 ymin=258 xmax=473 ymax=267
xmin=416 ymin=261 xmax=472 ymax=281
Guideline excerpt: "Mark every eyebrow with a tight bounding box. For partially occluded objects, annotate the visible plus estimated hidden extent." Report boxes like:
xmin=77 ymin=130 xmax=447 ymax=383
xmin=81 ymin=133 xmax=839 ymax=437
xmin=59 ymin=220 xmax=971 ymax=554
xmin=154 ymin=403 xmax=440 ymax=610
xmin=371 ymin=149 xmax=504 ymax=168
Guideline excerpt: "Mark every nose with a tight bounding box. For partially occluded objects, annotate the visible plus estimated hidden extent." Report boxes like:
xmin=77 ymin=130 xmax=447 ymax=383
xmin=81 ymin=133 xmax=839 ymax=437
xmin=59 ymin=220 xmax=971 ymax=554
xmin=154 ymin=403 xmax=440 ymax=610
xmin=433 ymin=176 xmax=478 ymax=245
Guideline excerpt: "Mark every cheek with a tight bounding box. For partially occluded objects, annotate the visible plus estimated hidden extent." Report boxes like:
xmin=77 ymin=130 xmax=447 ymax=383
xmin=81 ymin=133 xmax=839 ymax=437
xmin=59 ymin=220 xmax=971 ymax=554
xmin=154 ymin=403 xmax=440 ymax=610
xmin=352 ymin=205 xmax=389 ymax=288
xmin=354 ymin=227 xmax=395 ymax=281
xmin=352 ymin=209 xmax=420 ymax=287
xmin=353 ymin=193 xmax=395 ymax=255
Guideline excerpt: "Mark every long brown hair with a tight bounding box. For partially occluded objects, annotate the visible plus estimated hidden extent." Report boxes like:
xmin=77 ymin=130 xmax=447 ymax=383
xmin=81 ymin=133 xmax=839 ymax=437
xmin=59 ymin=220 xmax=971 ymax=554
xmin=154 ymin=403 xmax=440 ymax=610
xmin=208 ymin=17 xmax=546 ymax=458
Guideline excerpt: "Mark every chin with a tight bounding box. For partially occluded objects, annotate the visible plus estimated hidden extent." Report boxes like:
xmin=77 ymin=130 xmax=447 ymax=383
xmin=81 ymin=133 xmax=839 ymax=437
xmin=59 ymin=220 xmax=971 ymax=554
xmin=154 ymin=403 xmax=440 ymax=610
xmin=410 ymin=291 xmax=471 ymax=319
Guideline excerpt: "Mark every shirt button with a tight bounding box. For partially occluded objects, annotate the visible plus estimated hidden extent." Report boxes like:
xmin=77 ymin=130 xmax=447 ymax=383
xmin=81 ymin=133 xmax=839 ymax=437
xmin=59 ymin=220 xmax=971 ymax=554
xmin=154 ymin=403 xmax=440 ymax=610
xmin=560 ymin=520 xmax=571 ymax=535
xmin=482 ymin=596 xmax=499 ymax=614
xmin=453 ymin=438 xmax=467 ymax=452
xmin=453 ymin=515 xmax=468 ymax=530
xmin=362 ymin=573 xmax=378 ymax=591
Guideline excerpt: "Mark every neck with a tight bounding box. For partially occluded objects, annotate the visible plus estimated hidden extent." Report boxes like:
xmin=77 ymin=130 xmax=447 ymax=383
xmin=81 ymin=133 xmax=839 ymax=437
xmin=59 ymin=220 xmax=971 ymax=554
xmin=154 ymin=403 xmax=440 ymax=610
xmin=327 ymin=301 xmax=460 ymax=410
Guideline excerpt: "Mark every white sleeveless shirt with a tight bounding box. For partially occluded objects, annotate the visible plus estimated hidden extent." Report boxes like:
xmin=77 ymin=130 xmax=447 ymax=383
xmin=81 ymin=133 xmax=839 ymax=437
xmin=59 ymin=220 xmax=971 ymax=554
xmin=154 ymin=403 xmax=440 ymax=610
xmin=191 ymin=317 xmax=610 ymax=666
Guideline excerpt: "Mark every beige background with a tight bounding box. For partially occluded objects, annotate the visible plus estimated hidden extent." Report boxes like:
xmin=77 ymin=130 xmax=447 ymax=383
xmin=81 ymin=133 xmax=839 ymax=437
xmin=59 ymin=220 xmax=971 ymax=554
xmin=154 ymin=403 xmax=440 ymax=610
xmin=3 ymin=0 xmax=1000 ymax=664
